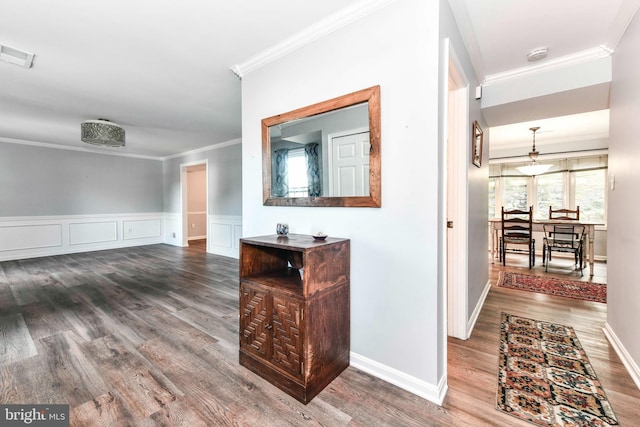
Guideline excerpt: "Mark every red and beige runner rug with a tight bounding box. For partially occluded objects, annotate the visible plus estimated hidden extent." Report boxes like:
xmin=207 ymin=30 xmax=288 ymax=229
xmin=496 ymin=271 xmax=606 ymax=303
xmin=497 ymin=313 xmax=619 ymax=426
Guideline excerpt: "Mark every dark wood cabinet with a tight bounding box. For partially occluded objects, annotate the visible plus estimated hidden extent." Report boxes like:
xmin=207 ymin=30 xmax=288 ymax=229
xmin=239 ymin=234 xmax=350 ymax=404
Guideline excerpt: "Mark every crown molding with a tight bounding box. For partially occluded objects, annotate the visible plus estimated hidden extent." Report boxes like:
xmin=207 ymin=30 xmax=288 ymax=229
xmin=230 ymin=0 xmax=397 ymax=78
xmin=482 ymin=46 xmax=613 ymax=87
xmin=0 ymin=135 xmax=242 ymax=161
xmin=162 ymin=138 xmax=241 ymax=160
xmin=0 ymin=136 xmax=164 ymax=161
xmin=605 ymin=0 xmax=640 ymax=49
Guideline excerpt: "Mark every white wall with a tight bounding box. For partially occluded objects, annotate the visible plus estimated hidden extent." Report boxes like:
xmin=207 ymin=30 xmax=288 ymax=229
xmin=607 ymin=10 xmax=640 ymax=389
xmin=0 ymin=141 xmax=163 ymax=216
xmin=0 ymin=141 xmax=165 ymax=260
xmin=242 ymin=0 xmax=446 ymax=403
xmin=162 ymin=141 xmax=243 ymax=257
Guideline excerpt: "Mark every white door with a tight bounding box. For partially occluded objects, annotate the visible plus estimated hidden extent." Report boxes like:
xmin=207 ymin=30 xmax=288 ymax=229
xmin=330 ymin=131 xmax=370 ymax=196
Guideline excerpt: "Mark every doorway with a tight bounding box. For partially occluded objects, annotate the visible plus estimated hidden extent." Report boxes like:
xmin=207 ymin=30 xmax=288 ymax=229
xmin=446 ymin=46 xmax=470 ymax=340
xmin=180 ymin=160 xmax=208 ymax=251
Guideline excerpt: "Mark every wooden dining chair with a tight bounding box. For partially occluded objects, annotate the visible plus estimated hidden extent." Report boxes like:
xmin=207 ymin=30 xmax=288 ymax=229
xmin=549 ymin=206 xmax=579 ymax=220
xmin=543 ymin=224 xmax=585 ymax=275
xmin=500 ymin=206 xmax=535 ymax=269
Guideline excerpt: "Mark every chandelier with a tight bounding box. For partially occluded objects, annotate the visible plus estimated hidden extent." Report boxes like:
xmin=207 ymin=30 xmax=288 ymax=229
xmin=516 ymin=126 xmax=551 ymax=176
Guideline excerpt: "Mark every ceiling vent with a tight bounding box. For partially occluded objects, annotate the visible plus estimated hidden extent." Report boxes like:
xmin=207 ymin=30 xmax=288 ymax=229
xmin=527 ymin=47 xmax=548 ymax=62
xmin=81 ymin=119 xmax=126 ymax=147
xmin=0 ymin=44 xmax=35 ymax=68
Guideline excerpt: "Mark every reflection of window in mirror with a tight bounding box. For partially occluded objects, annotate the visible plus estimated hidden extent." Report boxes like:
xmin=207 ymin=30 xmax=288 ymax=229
xmin=287 ymin=148 xmax=309 ymax=197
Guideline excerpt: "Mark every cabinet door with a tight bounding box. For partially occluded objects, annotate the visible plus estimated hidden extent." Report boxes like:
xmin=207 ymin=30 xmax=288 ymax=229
xmin=240 ymin=284 xmax=270 ymax=359
xmin=271 ymin=294 xmax=303 ymax=378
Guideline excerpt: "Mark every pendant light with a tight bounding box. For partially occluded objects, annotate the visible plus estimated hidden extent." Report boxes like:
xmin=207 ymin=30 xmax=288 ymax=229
xmin=516 ymin=126 xmax=551 ymax=175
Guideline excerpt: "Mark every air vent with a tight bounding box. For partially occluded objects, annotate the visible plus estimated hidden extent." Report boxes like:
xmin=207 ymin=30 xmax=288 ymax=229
xmin=0 ymin=44 xmax=35 ymax=68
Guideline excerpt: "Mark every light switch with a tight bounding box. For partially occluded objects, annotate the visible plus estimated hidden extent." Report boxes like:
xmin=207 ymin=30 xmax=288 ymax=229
xmin=609 ymin=174 xmax=615 ymax=190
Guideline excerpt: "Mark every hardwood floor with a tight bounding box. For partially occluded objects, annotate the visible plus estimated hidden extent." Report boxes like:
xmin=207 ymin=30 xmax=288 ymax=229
xmin=1 ymin=243 xmax=638 ymax=426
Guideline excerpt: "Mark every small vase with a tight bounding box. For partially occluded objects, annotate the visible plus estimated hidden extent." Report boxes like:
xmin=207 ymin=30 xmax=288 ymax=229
xmin=276 ymin=223 xmax=289 ymax=236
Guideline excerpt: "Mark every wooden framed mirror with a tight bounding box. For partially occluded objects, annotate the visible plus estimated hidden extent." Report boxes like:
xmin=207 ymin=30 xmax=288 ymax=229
xmin=262 ymin=85 xmax=381 ymax=207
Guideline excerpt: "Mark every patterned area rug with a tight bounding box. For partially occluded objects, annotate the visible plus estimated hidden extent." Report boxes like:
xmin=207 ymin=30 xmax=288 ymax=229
xmin=496 ymin=271 xmax=606 ymax=303
xmin=497 ymin=313 xmax=619 ymax=426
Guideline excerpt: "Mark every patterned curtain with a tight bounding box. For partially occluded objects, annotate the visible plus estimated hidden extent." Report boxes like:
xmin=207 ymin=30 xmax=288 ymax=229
xmin=273 ymin=148 xmax=289 ymax=197
xmin=305 ymin=143 xmax=322 ymax=197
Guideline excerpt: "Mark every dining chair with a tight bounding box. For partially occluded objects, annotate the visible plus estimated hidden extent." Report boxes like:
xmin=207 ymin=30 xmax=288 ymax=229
xmin=549 ymin=206 xmax=579 ymax=220
xmin=500 ymin=206 xmax=535 ymax=269
xmin=542 ymin=224 xmax=585 ymax=275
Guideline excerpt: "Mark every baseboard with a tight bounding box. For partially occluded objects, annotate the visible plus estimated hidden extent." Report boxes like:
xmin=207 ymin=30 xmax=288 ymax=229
xmin=603 ymin=323 xmax=640 ymax=391
xmin=188 ymin=235 xmax=207 ymax=241
xmin=350 ymin=352 xmax=447 ymax=405
xmin=0 ymin=213 xmax=164 ymax=261
xmin=466 ymin=279 xmax=491 ymax=338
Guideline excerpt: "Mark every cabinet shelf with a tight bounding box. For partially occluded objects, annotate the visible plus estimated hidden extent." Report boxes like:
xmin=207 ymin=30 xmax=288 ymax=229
xmin=242 ymin=268 xmax=303 ymax=293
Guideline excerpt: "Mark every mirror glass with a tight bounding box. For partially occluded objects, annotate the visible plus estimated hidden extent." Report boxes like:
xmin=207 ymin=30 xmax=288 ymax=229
xmin=262 ymin=86 xmax=381 ymax=207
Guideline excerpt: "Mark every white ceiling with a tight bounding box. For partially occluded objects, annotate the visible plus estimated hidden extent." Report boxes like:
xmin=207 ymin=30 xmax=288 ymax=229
xmin=449 ymin=0 xmax=640 ymax=154
xmin=2 ymin=1 xmax=639 ymax=159
xmin=0 ymin=0 xmax=370 ymax=158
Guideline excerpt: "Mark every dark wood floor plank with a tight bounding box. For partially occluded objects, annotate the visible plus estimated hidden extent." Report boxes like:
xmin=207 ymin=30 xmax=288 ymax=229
xmin=1 ymin=243 xmax=638 ymax=426
xmin=0 ymin=312 xmax=37 ymax=365
xmin=36 ymin=331 xmax=110 ymax=407
xmin=81 ymin=334 xmax=183 ymax=420
xmin=70 ymin=390 xmax=137 ymax=427
xmin=0 ymin=364 xmax=21 ymax=404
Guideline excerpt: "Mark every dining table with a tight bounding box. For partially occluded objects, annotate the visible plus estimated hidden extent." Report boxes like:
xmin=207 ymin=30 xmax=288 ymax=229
xmin=489 ymin=218 xmax=603 ymax=277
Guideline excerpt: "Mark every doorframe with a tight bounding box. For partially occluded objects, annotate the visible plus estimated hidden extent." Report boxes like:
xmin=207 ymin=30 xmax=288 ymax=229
xmin=180 ymin=160 xmax=209 ymax=249
xmin=445 ymin=44 xmax=470 ymax=340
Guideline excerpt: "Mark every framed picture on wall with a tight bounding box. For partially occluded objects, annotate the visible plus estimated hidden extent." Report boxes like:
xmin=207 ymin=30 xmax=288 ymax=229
xmin=472 ymin=120 xmax=483 ymax=167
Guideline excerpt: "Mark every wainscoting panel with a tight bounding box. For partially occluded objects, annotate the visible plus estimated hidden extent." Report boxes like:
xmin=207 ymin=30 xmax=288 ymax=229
xmin=123 ymin=219 xmax=162 ymax=240
xmin=163 ymin=213 xmax=184 ymax=247
xmin=208 ymin=215 xmax=242 ymax=258
xmin=69 ymin=221 xmax=118 ymax=246
xmin=0 ymin=213 xmax=164 ymax=261
xmin=0 ymin=223 xmax=62 ymax=252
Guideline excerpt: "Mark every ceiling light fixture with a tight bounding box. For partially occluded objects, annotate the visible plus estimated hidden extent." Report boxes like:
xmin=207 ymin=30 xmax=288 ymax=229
xmin=516 ymin=126 xmax=552 ymax=176
xmin=81 ymin=119 xmax=125 ymax=147
xmin=527 ymin=46 xmax=548 ymax=62
xmin=0 ymin=44 xmax=35 ymax=68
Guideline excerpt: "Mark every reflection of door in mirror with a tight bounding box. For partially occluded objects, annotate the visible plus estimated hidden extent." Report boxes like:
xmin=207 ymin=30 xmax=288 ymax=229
xmin=329 ymin=129 xmax=370 ymax=196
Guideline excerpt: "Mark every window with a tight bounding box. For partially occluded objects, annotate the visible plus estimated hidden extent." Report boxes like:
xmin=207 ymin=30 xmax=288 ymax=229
xmin=489 ymin=155 xmax=607 ymax=224
xmin=574 ymin=169 xmax=606 ymax=223
xmin=535 ymin=173 xmax=565 ymax=220
xmin=502 ymin=176 xmax=529 ymax=211
xmin=488 ymin=178 xmax=496 ymax=218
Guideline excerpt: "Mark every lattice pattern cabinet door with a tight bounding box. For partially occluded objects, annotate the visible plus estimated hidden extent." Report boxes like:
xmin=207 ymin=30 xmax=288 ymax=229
xmin=271 ymin=295 xmax=302 ymax=378
xmin=240 ymin=284 xmax=270 ymax=359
